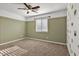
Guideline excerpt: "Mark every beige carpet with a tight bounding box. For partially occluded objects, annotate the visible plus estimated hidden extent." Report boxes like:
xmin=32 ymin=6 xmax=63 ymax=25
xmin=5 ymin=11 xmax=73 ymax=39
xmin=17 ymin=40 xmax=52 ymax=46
xmin=0 ymin=39 xmax=69 ymax=56
xmin=0 ymin=46 xmax=27 ymax=56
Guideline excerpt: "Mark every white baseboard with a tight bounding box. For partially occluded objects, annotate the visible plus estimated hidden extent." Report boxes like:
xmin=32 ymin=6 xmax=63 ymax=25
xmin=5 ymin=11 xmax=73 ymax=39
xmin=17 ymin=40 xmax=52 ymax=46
xmin=26 ymin=37 xmax=66 ymax=45
xmin=0 ymin=37 xmax=25 ymax=46
xmin=0 ymin=37 xmax=66 ymax=46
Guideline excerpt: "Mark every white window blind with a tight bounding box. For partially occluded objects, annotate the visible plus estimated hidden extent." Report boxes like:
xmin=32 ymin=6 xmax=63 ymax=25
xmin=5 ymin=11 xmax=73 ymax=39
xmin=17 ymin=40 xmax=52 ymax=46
xmin=36 ymin=18 xmax=48 ymax=32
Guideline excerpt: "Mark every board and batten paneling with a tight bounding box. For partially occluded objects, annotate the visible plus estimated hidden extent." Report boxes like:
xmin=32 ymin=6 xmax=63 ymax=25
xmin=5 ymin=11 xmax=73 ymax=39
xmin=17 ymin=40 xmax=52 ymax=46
xmin=26 ymin=17 xmax=66 ymax=43
xmin=0 ymin=16 xmax=26 ymax=44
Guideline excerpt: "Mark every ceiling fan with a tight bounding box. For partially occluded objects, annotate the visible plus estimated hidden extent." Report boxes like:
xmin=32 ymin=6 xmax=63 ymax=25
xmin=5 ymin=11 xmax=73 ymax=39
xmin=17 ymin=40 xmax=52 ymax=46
xmin=18 ymin=3 xmax=40 ymax=14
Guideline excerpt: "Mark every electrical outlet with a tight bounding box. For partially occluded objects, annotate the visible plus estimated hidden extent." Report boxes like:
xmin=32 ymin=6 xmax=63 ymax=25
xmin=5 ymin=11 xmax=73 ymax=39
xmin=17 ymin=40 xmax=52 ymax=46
xmin=46 ymin=37 xmax=48 ymax=39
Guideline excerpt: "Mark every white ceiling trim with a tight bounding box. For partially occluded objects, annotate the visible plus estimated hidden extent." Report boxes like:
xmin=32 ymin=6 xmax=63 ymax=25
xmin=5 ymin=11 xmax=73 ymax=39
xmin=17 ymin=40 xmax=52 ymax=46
xmin=0 ymin=9 xmax=26 ymax=21
xmin=25 ymin=9 xmax=67 ymax=21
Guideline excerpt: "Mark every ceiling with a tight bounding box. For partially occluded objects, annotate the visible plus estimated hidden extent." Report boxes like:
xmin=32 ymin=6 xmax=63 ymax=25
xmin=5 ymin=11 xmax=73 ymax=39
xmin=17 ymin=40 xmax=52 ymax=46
xmin=0 ymin=3 xmax=67 ymax=17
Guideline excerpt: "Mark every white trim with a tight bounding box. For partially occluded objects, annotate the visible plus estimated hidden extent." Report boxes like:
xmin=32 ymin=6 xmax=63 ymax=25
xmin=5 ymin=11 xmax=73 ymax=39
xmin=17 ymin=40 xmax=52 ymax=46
xmin=26 ymin=37 xmax=66 ymax=45
xmin=0 ymin=37 xmax=66 ymax=46
xmin=0 ymin=37 xmax=25 ymax=46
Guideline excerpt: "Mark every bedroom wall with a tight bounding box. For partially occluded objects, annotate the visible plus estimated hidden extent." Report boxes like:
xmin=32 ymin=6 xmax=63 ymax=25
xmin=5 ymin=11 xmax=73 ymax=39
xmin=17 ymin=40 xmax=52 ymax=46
xmin=0 ymin=16 xmax=26 ymax=44
xmin=67 ymin=3 xmax=79 ymax=56
xmin=26 ymin=17 xmax=66 ymax=43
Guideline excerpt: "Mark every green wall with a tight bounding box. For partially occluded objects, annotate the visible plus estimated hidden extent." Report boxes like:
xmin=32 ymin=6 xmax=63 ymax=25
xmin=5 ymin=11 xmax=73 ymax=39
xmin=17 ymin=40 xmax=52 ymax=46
xmin=0 ymin=16 xmax=26 ymax=44
xmin=26 ymin=17 xmax=66 ymax=43
xmin=0 ymin=16 xmax=66 ymax=44
xmin=48 ymin=17 xmax=66 ymax=43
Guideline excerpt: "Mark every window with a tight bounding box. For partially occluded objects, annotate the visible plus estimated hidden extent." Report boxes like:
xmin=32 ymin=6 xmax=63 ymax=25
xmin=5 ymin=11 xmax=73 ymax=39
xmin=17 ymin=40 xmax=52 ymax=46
xmin=36 ymin=18 xmax=48 ymax=32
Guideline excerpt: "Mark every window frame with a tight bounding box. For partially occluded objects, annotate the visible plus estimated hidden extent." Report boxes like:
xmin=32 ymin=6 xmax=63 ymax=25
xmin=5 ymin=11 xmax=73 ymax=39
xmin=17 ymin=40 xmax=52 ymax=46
xmin=35 ymin=18 xmax=48 ymax=32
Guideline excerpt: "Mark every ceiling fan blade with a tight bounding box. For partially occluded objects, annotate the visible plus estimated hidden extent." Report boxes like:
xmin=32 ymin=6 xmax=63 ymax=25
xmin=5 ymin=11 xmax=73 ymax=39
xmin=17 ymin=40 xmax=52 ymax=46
xmin=18 ymin=8 xmax=27 ymax=10
xmin=32 ymin=6 xmax=40 ymax=9
xmin=31 ymin=9 xmax=38 ymax=13
xmin=24 ymin=3 xmax=31 ymax=9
